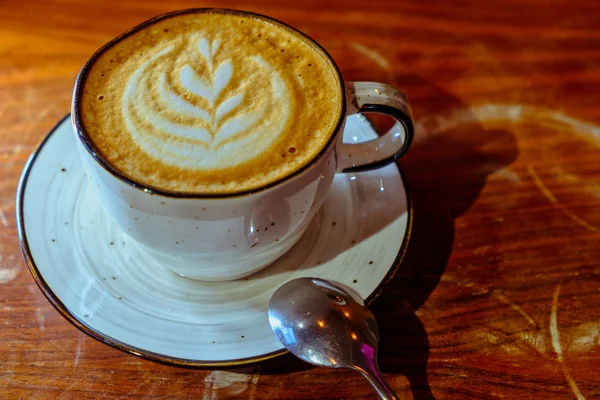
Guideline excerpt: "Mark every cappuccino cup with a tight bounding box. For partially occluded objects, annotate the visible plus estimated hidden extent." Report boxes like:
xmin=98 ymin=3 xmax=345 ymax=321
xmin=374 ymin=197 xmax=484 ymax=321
xmin=71 ymin=8 xmax=414 ymax=281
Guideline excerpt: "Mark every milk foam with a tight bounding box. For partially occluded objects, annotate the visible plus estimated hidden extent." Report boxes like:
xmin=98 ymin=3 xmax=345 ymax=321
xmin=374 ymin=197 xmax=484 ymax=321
xmin=79 ymin=11 xmax=343 ymax=194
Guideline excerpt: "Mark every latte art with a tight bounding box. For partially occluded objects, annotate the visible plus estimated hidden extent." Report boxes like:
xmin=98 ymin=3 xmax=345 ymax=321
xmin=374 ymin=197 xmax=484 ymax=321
xmin=123 ymin=37 xmax=290 ymax=168
xmin=79 ymin=11 xmax=343 ymax=194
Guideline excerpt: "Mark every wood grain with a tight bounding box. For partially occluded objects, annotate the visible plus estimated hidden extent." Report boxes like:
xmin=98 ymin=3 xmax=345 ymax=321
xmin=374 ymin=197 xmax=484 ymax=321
xmin=2 ymin=0 xmax=600 ymax=398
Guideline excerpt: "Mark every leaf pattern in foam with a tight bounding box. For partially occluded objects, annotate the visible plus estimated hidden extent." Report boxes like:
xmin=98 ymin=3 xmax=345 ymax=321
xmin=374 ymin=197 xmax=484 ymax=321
xmin=180 ymin=38 xmax=246 ymax=139
xmin=215 ymin=113 xmax=261 ymax=146
xmin=197 ymin=38 xmax=211 ymax=68
xmin=180 ymin=65 xmax=214 ymax=104
xmin=215 ymin=94 xmax=244 ymax=122
xmin=210 ymin=40 xmax=221 ymax=57
xmin=159 ymin=73 xmax=211 ymax=122
xmin=212 ymin=60 xmax=233 ymax=99
xmin=197 ymin=38 xmax=221 ymax=68
xmin=131 ymin=66 xmax=211 ymax=143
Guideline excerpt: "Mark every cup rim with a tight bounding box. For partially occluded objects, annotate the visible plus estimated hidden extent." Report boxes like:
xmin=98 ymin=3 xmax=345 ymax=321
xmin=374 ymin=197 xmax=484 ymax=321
xmin=71 ymin=8 xmax=346 ymax=199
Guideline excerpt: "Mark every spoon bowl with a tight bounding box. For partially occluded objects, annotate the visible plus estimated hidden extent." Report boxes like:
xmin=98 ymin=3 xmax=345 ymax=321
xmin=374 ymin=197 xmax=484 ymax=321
xmin=268 ymin=277 xmax=399 ymax=400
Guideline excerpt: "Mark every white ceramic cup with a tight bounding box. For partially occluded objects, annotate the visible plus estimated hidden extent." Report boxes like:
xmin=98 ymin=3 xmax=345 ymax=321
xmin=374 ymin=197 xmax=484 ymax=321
xmin=71 ymin=9 xmax=414 ymax=281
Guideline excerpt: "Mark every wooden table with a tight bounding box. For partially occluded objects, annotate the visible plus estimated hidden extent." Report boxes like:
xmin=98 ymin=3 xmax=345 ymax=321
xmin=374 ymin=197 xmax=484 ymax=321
xmin=2 ymin=0 xmax=599 ymax=398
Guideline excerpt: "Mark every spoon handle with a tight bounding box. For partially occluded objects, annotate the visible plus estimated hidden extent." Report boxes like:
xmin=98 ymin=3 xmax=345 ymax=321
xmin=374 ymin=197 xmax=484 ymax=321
xmin=356 ymin=365 xmax=400 ymax=400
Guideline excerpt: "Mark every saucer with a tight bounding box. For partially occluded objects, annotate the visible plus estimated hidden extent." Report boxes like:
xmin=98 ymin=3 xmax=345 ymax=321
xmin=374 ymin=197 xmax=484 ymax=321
xmin=17 ymin=114 xmax=412 ymax=367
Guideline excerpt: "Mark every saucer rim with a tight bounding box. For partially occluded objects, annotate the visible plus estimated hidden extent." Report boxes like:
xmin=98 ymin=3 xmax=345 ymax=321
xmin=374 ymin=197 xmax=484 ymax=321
xmin=16 ymin=114 xmax=414 ymax=368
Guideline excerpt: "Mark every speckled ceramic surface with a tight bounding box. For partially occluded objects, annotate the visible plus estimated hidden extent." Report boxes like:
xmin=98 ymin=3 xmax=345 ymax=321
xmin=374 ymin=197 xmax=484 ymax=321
xmin=17 ymin=114 xmax=411 ymax=366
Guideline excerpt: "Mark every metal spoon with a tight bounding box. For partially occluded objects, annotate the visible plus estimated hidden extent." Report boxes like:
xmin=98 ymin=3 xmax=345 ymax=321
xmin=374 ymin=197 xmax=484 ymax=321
xmin=268 ymin=277 xmax=400 ymax=400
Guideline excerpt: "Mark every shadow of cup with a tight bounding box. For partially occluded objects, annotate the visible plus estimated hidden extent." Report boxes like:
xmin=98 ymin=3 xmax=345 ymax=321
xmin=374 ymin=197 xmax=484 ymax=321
xmin=371 ymin=75 xmax=518 ymax=399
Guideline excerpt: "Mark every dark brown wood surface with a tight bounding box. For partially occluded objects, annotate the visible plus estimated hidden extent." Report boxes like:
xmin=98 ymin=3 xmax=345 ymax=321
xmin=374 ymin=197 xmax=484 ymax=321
xmin=2 ymin=0 xmax=600 ymax=398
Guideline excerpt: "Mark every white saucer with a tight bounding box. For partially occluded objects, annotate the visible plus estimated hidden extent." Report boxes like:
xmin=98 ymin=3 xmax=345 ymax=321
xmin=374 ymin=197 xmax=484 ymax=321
xmin=17 ymin=114 xmax=412 ymax=367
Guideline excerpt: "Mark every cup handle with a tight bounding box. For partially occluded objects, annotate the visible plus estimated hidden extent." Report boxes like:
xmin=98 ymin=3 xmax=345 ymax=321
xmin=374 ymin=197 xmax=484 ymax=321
xmin=337 ymin=82 xmax=415 ymax=173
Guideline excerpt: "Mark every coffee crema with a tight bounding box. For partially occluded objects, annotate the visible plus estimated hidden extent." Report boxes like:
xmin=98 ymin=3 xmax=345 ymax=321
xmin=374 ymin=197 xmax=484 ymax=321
xmin=78 ymin=10 xmax=343 ymax=195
